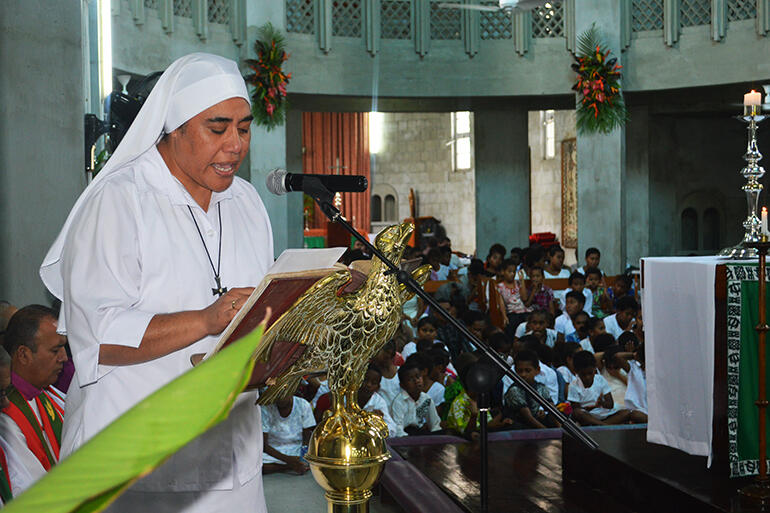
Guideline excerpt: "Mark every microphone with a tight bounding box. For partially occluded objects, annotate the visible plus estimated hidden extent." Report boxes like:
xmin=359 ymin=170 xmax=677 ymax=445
xmin=266 ymin=168 xmax=368 ymax=196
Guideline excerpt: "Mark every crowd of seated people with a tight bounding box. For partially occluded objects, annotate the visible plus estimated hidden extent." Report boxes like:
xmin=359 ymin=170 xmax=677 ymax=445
xmin=260 ymin=237 xmax=648 ymax=477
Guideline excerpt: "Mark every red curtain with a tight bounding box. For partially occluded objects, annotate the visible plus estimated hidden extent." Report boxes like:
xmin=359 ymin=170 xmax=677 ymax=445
xmin=301 ymin=112 xmax=371 ymax=236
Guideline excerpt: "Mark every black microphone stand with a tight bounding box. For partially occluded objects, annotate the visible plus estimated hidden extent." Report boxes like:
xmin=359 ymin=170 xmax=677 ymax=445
xmin=465 ymin=361 xmax=497 ymax=513
xmin=303 ymin=177 xmax=598 ymax=453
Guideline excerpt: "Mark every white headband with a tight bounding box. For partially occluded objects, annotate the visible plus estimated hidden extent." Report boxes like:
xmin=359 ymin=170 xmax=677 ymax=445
xmin=40 ymin=53 xmax=251 ymax=299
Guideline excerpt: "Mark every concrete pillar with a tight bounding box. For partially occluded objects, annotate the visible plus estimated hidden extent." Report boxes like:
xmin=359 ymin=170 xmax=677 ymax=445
xmin=625 ymin=105 xmax=650 ymax=268
xmin=0 ymin=1 xmax=84 ymax=304
xmin=575 ymin=0 xmax=626 ymax=274
xmin=474 ymin=109 xmax=530 ymax=255
xmin=245 ymin=3 xmax=303 ymax=257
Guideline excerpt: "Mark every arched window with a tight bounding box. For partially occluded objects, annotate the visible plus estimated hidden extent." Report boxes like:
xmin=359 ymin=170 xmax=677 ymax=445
xmin=703 ymin=208 xmax=720 ymax=250
xmin=681 ymin=208 xmax=698 ymax=251
xmin=384 ymin=194 xmax=396 ymax=221
xmin=371 ymin=194 xmax=382 ymax=223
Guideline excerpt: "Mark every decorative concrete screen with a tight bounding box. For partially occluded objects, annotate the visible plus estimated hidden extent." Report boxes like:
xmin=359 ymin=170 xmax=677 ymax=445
xmin=381 ymin=1 xmax=411 ymax=39
xmin=632 ymin=0 xmax=664 ymax=31
xmin=287 ymin=0 xmax=315 ymax=34
xmin=430 ymin=1 xmax=462 ymax=40
xmin=680 ymin=0 xmax=710 ymax=27
xmin=208 ymin=0 xmax=230 ymax=24
xmin=532 ymin=2 xmax=563 ymax=38
xmin=173 ymin=0 xmax=192 ymax=18
xmin=481 ymin=2 xmax=512 ymax=40
xmin=333 ymin=0 xmax=362 ymax=37
xmin=728 ymin=0 xmax=757 ymax=21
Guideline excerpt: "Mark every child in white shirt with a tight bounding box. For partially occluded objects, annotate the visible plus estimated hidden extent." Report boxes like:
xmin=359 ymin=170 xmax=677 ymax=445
xmin=567 ymin=351 xmax=630 ymax=425
xmin=624 ymin=344 xmax=648 ymax=422
xmin=390 ymin=359 xmax=441 ymax=437
xmin=555 ymin=291 xmax=585 ymax=334
xmin=262 ymin=396 xmax=316 ymax=474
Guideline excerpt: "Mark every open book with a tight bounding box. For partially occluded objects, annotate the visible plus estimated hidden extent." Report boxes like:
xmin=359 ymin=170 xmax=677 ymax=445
xmin=196 ymin=247 xmax=347 ymax=385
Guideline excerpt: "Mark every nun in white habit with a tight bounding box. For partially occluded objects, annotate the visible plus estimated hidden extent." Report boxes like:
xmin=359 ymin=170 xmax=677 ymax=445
xmin=39 ymin=53 xmax=273 ymax=512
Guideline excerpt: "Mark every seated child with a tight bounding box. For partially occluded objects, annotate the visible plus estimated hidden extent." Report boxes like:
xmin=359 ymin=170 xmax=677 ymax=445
xmin=601 ymin=345 xmax=628 ymax=408
xmin=410 ymin=352 xmax=446 ymax=412
xmin=561 ymin=272 xmax=593 ymax=315
xmin=527 ymin=266 xmax=557 ymax=316
xmin=591 ymin=332 xmax=617 ymax=356
xmin=544 ymin=245 xmax=571 ymax=279
xmin=624 ymin=343 xmax=648 ymax=422
xmin=514 ymin=310 xmax=562 ymax=348
xmin=443 ymin=352 xmax=480 ymax=419
xmin=584 ymin=267 xmax=607 ymax=319
xmin=390 ymin=357 xmax=441 ymax=437
xmin=503 ymin=336 xmax=559 ymax=404
xmin=498 ymin=258 xmax=532 ymax=331
xmin=262 ymin=395 xmax=316 ymax=474
xmin=567 ymin=351 xmax=630 ymax=426
xmin=604 ymin=274 xmax=636 ymax=312
xmin=555 ymin=291 xmax=585 ymax=335
xmin=580 ymin=317 xmax=606 ymax=353
xmin=427 ymin=248 xmax=446 ymax=281
xmin=463 ymin=310 xmax=487 ymax=348
xmin=603 ymin=296 xmax=639 ymax=340
xmin=485 ymin=243 xmax=507 ymax=278
xmin=373 ymin=340 xmax=401 ymax=405
xmin=577 ymin=247 xmax=601 ymax=275
xmin=523 ymin=338 xmax=561 ymax=404
xmin=402 ymin=317 xmax=438 ymax=359
xmin=556 ymin=342 xmax=581 ymax=396
xmin=504 ymin=350 xmax=559 ymax=429
xmin=446 ymin=361 xmax=512 ymax=436
xmin=565 ymin=311 xmax=590 ymax=343
xmin=617 ymin=331 xmax=641 ymax=353
xmin=358 ymin=365 xmax=398 ymax=436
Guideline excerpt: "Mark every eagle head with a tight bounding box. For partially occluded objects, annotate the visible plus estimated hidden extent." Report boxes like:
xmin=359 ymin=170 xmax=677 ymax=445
xmin=373 ymin=222 xmax=414 ymax=262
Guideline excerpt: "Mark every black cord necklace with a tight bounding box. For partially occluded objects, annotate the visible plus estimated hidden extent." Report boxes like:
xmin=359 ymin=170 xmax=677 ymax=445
xmin=188 ymin=202 xmax=227 ymax=296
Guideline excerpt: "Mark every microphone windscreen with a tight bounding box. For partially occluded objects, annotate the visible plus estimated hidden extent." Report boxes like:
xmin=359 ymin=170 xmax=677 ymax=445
xmin=265 ymin=168 xmax=288 ymax=195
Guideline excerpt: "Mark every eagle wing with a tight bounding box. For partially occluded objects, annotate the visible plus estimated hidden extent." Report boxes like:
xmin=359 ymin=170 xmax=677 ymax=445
xmin=255 ymin=268 xmax=352 ymax=403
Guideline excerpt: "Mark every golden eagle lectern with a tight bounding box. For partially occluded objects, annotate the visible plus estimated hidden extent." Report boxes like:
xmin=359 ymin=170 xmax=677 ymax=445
xmin=255 ymin=221 xmax=430 ymax=513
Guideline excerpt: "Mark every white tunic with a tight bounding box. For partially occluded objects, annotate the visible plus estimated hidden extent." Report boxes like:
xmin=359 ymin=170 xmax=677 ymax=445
xmin=0 ymin=400 xmax=50 ymax=495
xmin=56 ymin=147 xmax=273 ymax=508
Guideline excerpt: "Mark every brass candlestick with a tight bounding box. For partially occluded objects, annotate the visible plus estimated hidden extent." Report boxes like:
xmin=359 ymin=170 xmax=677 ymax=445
xmin=740 ymin=240 xmax=770 ymax=507
xmin=720 ymin=108 xmax=766 ymax=259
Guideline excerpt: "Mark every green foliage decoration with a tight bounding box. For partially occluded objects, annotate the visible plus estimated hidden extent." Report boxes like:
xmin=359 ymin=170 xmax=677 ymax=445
xmin=4 ymin=324 xmax=265 ymax=513
xmin=244 ymin=23 xmax=291 ymax=131
xmin=571 ymin=24 xmax=629 ymax=135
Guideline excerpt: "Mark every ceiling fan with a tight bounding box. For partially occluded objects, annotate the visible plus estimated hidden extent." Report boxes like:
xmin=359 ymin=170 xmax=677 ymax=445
xmin=437 ymin=0 xmax=542 ymax=13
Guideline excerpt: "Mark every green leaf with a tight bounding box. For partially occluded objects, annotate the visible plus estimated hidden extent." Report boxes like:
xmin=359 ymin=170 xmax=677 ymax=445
xmin=4 ymin=325 xmax=265 ymax=513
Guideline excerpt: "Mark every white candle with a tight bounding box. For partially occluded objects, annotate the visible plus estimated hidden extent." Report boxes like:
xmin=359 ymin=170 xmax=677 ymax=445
xmin=746 ymin=90 xmax=762 ymax=106
xmin=763 ymin=206 xmax=768 ymax=236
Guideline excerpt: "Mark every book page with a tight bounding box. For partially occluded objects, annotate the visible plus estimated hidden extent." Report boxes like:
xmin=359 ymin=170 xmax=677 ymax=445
xmin=202 ymin=247 xmax=347 ymax=359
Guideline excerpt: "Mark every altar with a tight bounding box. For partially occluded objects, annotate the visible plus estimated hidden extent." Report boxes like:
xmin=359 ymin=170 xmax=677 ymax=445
xmin=643 ymin=256 xmax=770 ymax=477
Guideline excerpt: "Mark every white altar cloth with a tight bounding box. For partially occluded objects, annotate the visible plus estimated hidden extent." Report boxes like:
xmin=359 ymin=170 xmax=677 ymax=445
xmin=642 ymin=256 xmax=731 ymax=466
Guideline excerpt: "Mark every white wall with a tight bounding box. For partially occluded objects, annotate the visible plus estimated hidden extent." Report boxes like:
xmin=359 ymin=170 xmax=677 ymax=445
xmin=528 ymin=109 xmax=577 ymax=263
xmin=372 ymin=113 xmax=476 ymax=254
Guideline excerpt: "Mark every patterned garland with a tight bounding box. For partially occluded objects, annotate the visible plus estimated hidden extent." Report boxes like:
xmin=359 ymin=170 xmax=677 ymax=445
xmin=244 ymin=23 xmax=291 ymax=131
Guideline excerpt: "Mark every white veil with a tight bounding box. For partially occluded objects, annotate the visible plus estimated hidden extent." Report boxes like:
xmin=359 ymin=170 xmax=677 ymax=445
xmin=40 ymin=53 xmax=251 ymax=299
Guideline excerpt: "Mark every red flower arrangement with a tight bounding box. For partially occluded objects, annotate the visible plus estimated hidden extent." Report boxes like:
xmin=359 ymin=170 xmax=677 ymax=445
xmin=571 ymin=24 xmax=628 ymax=135
xmin=244 ymin=23 xmax=291 ymax=131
